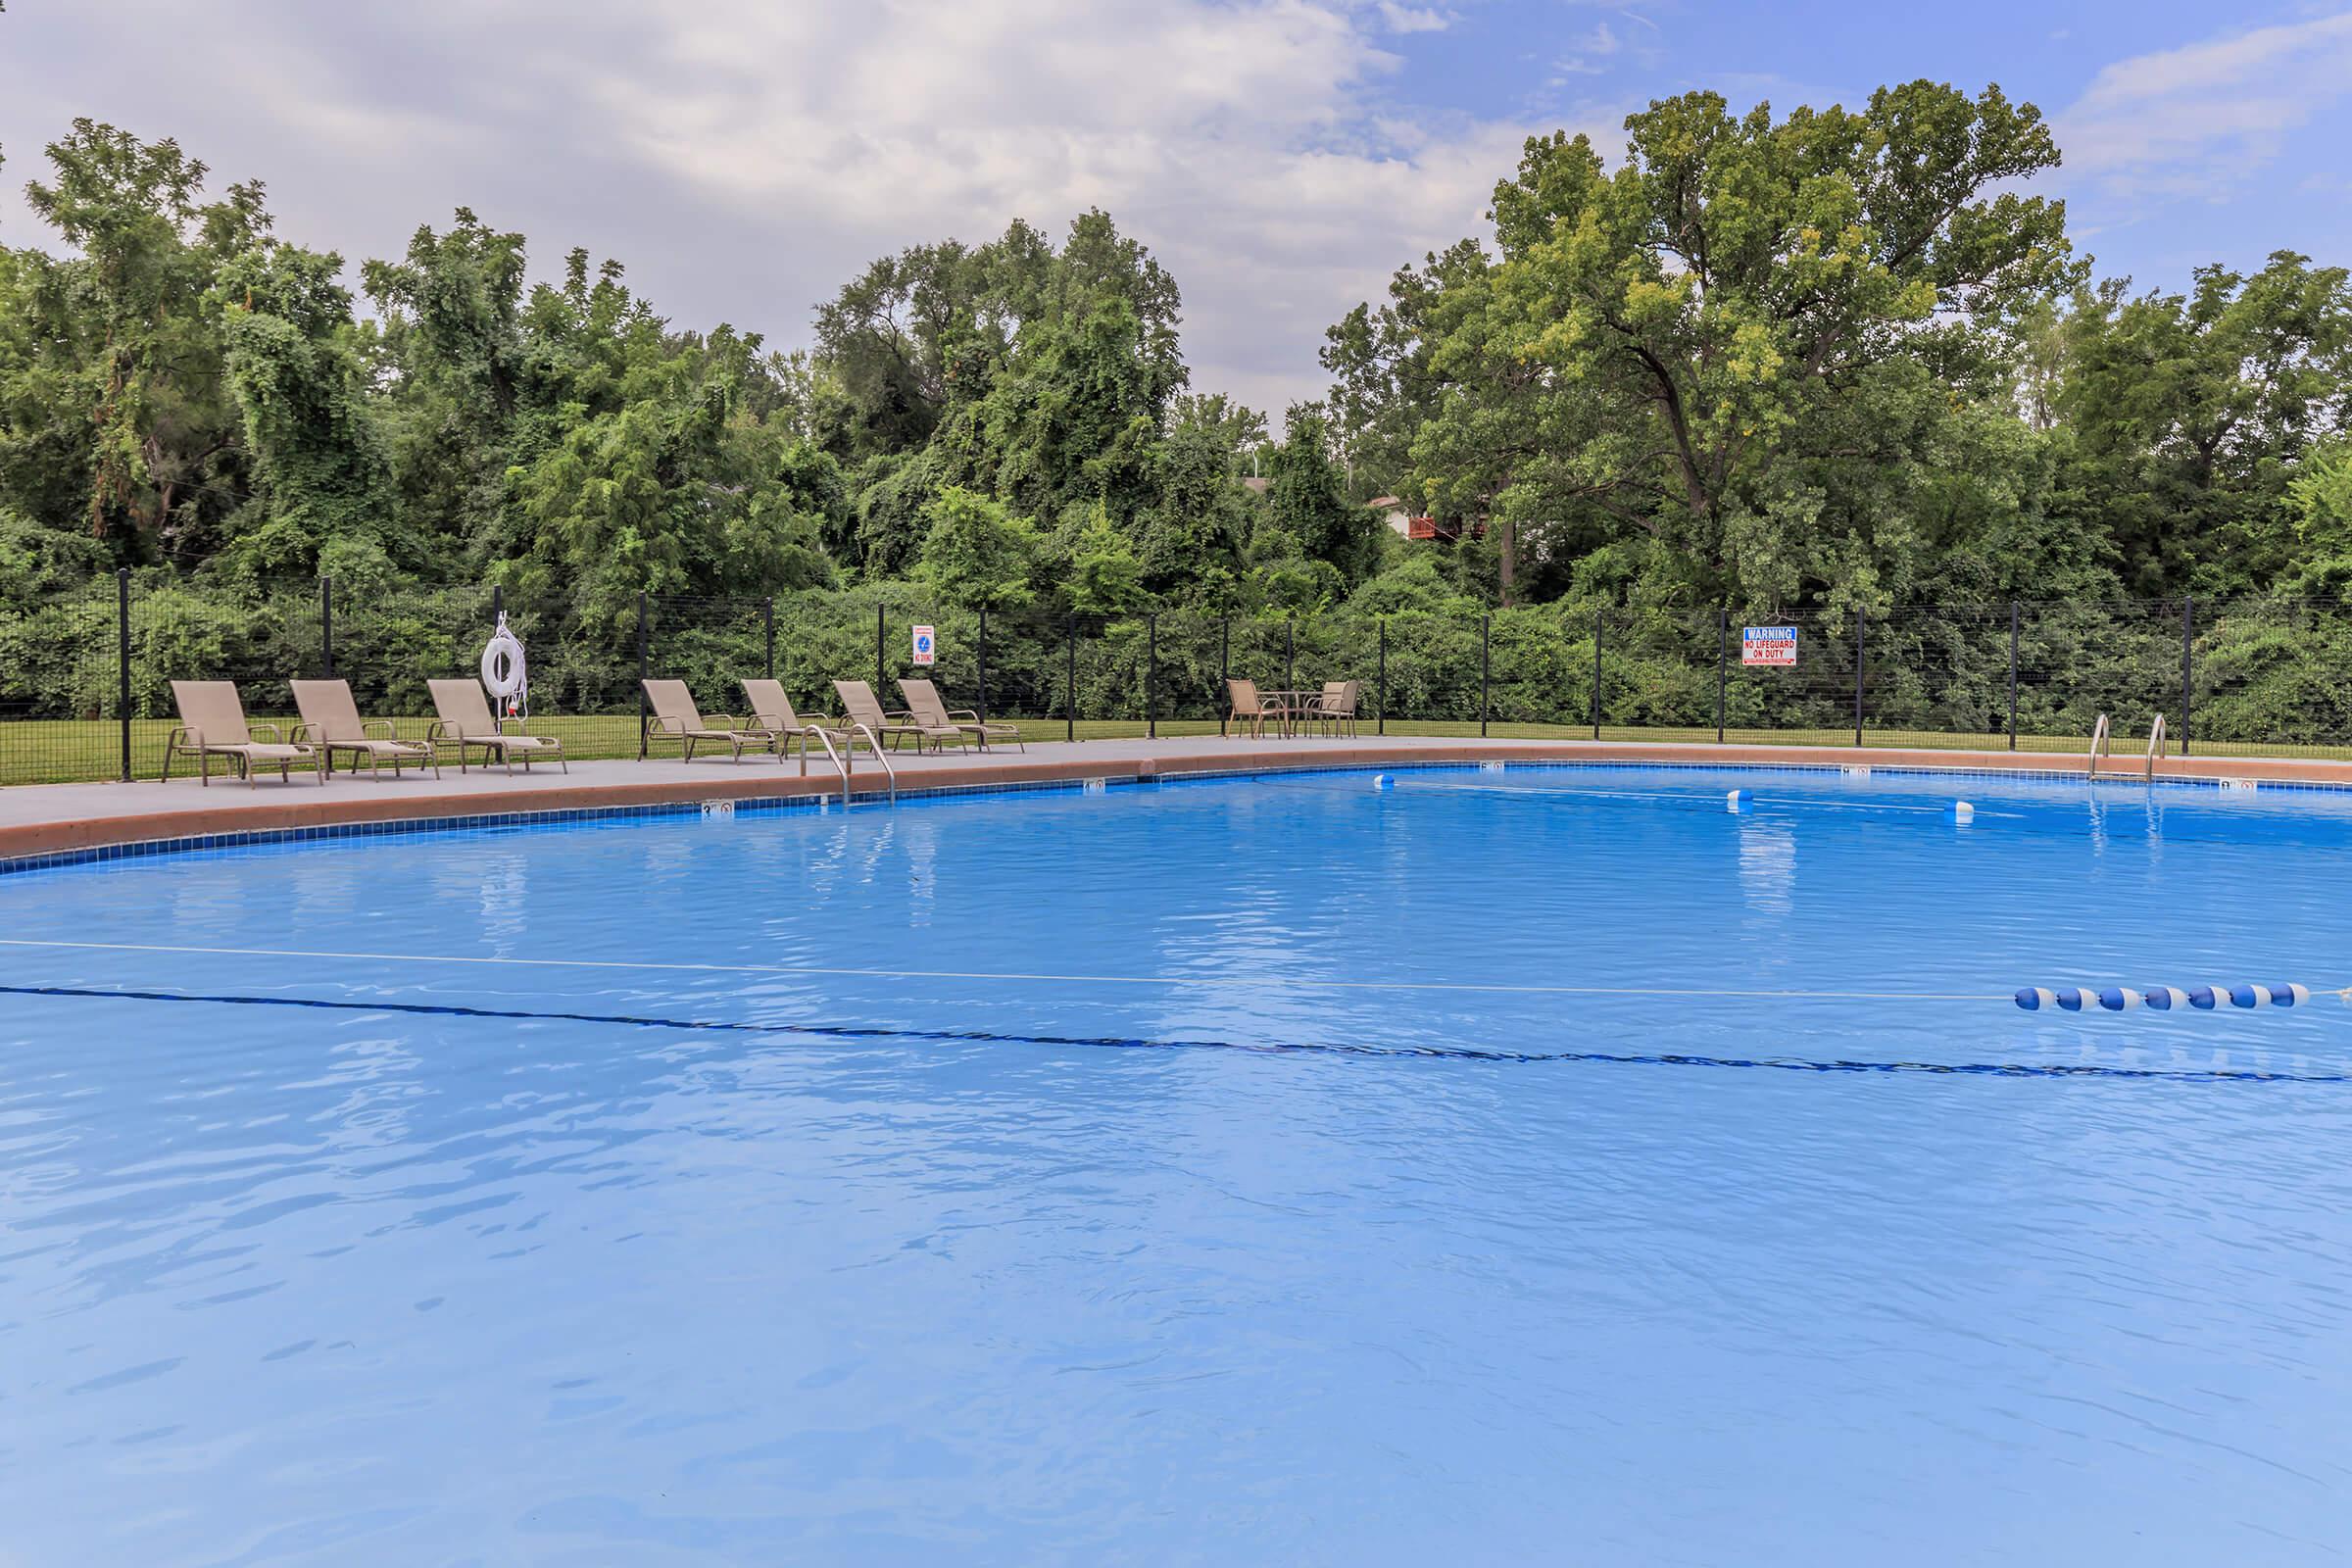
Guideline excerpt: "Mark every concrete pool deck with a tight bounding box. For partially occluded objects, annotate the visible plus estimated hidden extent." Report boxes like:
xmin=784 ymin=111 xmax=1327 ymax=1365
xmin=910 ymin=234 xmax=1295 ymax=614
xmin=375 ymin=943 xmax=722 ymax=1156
xmin=8 ymin=734 xmax=2352 ymax=862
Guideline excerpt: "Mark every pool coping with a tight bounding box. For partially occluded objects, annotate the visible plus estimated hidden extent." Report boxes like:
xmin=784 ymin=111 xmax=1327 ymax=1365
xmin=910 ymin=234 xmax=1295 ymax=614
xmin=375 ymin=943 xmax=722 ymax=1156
xmin=6 ymin=739 xmax=2351 ymax=877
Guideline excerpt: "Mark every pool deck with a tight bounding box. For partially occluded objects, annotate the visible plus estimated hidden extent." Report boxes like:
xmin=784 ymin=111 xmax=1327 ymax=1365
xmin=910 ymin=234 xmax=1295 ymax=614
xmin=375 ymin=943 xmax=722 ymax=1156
xmin=7 ymin=735 xmax=2352 ymax=861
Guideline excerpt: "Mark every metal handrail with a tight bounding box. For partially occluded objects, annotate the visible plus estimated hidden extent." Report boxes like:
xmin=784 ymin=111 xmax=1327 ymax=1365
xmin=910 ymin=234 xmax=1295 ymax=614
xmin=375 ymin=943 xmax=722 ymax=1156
xmin=2086 ymin=712 xmax=2111 ymax=778
xmin=800 ymin=724 xmax=855 ymax=808
xmin=2145 ymin=712 xmax=2167 ymax=782
xmin=850 ymin=723 xmax=897 ymax=806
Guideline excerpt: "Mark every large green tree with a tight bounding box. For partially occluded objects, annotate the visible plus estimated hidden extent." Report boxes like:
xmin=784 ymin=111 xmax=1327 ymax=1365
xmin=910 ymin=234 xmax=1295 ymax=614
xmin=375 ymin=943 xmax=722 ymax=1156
xmin=2054 ymin=254 xmax=2352 ymax=597
xmin=1269 ymin=406 xmax=1383 ymax=589
xmin=2 ymin=120 xmax=270 ymax=559
xmin=1372 ymin=82 xmax=2081 ymax=609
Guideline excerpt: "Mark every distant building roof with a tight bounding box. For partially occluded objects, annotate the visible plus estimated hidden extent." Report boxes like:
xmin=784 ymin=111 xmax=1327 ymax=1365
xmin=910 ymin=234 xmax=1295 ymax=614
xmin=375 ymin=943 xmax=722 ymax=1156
xmin=1241 ymin=476 xmax=1269 ymax=494
xmin=1366 ymin=496 xmax=1404 ymax=510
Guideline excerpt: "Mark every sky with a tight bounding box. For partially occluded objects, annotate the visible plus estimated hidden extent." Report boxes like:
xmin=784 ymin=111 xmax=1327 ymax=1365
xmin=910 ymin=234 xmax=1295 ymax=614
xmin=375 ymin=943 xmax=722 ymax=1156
xmin=3 ymin=0 xmax=2349 ymax=418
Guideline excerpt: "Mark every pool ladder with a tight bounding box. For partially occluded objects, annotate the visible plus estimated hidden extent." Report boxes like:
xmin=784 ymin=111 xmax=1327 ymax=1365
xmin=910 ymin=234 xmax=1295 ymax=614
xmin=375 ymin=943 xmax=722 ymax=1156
xmin=2085 ymin=712 xmax=2166 ymax=783
xmin=799 ymin=723 xmax=897 ymax=808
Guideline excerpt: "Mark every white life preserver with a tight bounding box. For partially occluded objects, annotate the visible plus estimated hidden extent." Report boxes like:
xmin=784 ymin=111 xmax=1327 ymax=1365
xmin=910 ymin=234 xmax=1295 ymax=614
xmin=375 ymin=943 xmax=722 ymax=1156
xmin=481 ymin=612 xmax=528 ymax=715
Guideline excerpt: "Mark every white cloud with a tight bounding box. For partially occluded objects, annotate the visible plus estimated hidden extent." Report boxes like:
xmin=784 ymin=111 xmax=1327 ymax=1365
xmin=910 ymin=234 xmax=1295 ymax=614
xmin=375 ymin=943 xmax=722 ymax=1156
xmin=0 ymin=0 xmax=1567 ymax=416
xmin=1377 ymin=2 xmax=1453 ymax=33
xmin=2056 ymin=11 xmax=2352 ymax=194
xmin=1550 ymin=21 xmax=1621 ymax=79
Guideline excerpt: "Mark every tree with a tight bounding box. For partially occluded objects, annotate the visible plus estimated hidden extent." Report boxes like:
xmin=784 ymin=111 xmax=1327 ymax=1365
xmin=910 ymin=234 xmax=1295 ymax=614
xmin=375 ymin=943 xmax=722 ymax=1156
xmin=1269 ymin=406 xmax=1382 ymax=588
xmin=1167 ymin=392 xmax=1267 ymax=473
xmin=7 ymin=120 xmax=269 ymax=558
xmin=2055 ymin=254 xmax=2352 ymax=596
xmin=816 ymin=210 xmax=1184 ymax=467
xmin=919 ymin=485 xmax=1040 ymax=611
xmin=1132 ymin=420 xmax=1249 ymax=597
xmin=212 ymin=243 xmax=401 ymax=581
xmin=1399 ymin=82 xmax=2080 ymax=608
xmin=2288 ymin=438 xmax=2352 ymax=594
xmin=1067 ymin=500 xmax=1152 ymax=613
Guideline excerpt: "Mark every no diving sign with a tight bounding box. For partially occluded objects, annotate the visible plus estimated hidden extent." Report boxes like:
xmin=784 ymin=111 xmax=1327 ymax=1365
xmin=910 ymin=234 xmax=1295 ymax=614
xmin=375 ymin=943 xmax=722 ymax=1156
xmin=1741 ymin=625 xmax=1797 ymax=667
xmin=911 ymin=625 xmax=936 ymax=665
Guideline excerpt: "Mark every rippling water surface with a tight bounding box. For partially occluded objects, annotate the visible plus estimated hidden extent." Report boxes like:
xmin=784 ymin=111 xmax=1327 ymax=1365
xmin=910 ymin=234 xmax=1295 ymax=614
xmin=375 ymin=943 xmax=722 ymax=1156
xmin=5 ymin=766 xmax=2351 ymax=1564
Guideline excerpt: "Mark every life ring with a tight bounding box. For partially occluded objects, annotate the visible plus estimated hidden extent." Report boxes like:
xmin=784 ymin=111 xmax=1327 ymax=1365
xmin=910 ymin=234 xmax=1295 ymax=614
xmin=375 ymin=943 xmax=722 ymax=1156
xmin=481 ymin=612 xmax=528 ymax=713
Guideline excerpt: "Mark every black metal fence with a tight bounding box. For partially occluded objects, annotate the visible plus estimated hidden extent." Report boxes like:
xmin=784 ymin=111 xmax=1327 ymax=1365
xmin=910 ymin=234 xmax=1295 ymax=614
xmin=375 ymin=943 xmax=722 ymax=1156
xmin=4 ymin=576 xmax=2348 ymax=786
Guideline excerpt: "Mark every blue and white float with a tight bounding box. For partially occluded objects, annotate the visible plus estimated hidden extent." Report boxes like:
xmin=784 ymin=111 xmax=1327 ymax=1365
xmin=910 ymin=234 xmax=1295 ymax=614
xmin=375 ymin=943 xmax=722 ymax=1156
xmin=2015 ymin=981 xmax=2313 ymax=1013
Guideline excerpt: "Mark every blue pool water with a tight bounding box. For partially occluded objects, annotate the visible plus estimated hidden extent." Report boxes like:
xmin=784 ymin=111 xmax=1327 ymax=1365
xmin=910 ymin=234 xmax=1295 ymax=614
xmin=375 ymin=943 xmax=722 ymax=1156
xmin=4 ymin=765 xmax=2351 ymax=1563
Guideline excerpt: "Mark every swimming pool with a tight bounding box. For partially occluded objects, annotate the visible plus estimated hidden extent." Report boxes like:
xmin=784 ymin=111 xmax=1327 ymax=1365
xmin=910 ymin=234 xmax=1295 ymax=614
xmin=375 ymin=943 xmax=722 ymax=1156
xmin=5 ymin=764 xmax=2349 ymax=1563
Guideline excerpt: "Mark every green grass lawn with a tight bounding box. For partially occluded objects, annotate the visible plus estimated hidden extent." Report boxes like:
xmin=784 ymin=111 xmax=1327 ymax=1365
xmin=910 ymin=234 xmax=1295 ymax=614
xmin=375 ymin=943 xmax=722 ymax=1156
xmin=3 ymin=711 xmax=2307 ymax=789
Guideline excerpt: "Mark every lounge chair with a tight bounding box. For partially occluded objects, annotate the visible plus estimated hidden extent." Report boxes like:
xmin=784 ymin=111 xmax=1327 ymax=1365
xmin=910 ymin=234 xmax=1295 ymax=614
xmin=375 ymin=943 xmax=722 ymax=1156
xmin=898 ymin=677 xmax=1025 ymax=752
xmin=834 ymin=678 xmax=960 ymax=753
xmin=292 ymin=679 xmax=439 ymax=779
xmin=163 ymin=680 xmax=320 ymax=786
xmin=425 ymin=678 xmax=567 ymax=773
xmin=1227 ymin=677 xmax=1286 ymax=739
xmin=1304 ymin=680 xmax=1360 ymax=739
xmin=740 ymin=679 xmax=868 ymax=772
xmin=641 ymin=678 xmax=767 ymax=762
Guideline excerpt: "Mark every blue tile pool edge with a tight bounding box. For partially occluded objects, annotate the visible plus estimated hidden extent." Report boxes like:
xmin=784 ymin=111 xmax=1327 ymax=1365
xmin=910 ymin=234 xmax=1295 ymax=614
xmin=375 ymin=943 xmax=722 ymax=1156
xmin=1 ymin=757 xmax=2339 ymax=880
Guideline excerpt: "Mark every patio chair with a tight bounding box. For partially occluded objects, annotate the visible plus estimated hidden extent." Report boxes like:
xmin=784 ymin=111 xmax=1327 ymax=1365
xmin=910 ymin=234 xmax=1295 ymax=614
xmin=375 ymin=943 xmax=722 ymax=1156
xmin=292 ymin=679 xmax=439 ymax=779
xmin=425 ymin=678 xmax=567 ymax=774
xmin=641 ymin=678 xmax=766 ymax=762
xmin=741 ymin=678 xmax=869 ymax=773
xmin=1304 ymin=680 xmax=1360 ymax=739
xmin=834 ymin=678 xmax=959 ymax=753
xmin=1227 ymin=677 xmax=1287 ymax=739
xmin=163 ymin=680 xmax=320 ymax=787
xmin=898 ymin=677 xmax=1025 ymax=753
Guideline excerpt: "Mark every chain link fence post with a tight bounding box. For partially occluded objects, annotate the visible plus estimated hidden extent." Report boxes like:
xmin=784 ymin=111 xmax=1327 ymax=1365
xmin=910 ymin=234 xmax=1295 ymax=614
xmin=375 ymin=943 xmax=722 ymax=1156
xmin=1219 ymin=617 xmax=1230 ymax=736
xmin=2181 ymin=596 xmax=2194 ymax=757
xmin=1591 ymin=610 xmax=1602 ymax=740
xmin=2009 ymin=600 xmax=2019 ymax=751
xmin=1715 ymin=607 xmax=1728 ymax=744
xmin=1480 ymin=612 xmax=1491 ymax=737
xmin=636 ymin=589 xmax=650 ymax=759
xmin=1377 ymin=617 xmax=1388 ymax=737
xmin=1853 ymin=611 xmax=1866 ymax=748
xmin=116 ymin=567 xmax=132 ymax=782
xmin=1066 ymin=614 xmax=1078 ymax=744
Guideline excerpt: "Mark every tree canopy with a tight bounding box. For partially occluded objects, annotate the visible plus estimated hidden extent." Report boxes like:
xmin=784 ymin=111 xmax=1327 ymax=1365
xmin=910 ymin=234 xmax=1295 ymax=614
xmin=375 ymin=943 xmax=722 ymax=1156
xmin=3 ymin=84 xmax=2350 ymax=662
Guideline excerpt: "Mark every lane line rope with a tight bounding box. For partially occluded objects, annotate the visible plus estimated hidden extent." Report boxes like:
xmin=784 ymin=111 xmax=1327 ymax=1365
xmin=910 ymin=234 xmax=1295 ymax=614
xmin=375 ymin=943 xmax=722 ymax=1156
xmin=5 ymin=983 xmax=2343 ymax=1083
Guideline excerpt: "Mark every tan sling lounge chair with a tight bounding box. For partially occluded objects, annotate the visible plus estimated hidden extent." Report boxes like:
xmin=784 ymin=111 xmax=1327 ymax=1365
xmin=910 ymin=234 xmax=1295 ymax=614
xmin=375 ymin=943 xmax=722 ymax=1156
xmin=898 ymin=677 xmax=1025 ymax=752
xmin=741 ymin=679 xmax=870 ymax=772
xmin=1227 ymin=677 xmax=1287 ymax=739
xmin=834 ymin=678 xmax=959 ymax=753
xmin=292 ymin=679 xmax=439 ymax=779
xmin=426 ymin=678 xmax=567 ymax=773
xmin=163 ymin=680 xmax=319 ymax=786
xmin=641 ymin=678 xmax=767 ymax=762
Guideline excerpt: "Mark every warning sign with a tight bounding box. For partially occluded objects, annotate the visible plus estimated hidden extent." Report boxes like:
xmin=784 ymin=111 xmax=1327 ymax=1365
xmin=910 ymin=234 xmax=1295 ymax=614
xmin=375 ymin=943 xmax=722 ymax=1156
xmin=911 ymin=625 xmax=936 ymax=665
xmin=1741 ymin=625 xmax=1797 ymax=666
